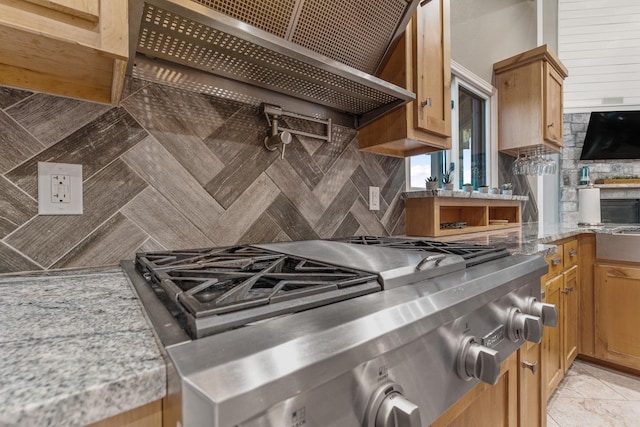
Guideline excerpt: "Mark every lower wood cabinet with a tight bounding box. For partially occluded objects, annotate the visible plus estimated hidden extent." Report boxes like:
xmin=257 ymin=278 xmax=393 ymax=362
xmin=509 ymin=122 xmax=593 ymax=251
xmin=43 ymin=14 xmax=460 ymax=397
xmin=543 ymin=273 xmax=563 ymax=399
xmin=562 ymin=265 xmax=579 ymax=371
xmin=594 ymin=263 xmax=640 ymax=370
xmin=430 ymin=353 xmax=518 ymax=427
xmin=518 ymin=340 xmax=544 ymax=427
xmin=87 ymin=399 xmax=162 ymax=427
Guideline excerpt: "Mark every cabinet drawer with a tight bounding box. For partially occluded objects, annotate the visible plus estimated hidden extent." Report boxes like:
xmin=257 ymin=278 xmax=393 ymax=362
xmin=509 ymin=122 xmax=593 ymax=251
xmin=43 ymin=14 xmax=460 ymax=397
xmin=563 ymin=240 xmax=578 ymax=269
xmin=545 ymin=245 xmax=564 ymax=278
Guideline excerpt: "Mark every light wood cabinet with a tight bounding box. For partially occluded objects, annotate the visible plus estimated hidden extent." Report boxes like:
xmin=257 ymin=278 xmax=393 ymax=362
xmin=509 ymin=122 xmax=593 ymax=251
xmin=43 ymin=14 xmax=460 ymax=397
xmin=405 ymin=196 xmax=521 ymax=237
xmin=0 ymin=0 xmax=127 ymax=104
xmin=518 ymin=340 xmax=544 ymax=427
xmin=543 ymin=272 xmax=563 ymax=399
xmin=493 ymin=45 xmax=568 ymax=156
xmin=594 ymin=263 xmax=640 ymax=370
xmin=562 ymin=265 xmax=579 ymax=371
xmin=87 ymin=399 xmax=162 ymax=427
xmin=430 ymin=352 xmax=518 ymax=427
xmin=359 ymin=0 xmax=451 ymax=157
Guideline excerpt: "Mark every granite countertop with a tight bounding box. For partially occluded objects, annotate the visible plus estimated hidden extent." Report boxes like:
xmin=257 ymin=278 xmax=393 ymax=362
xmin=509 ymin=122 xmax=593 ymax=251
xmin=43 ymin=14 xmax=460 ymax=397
xmin=0 ymin=267 xmax=166 ymax=427
xmin=432 ymin=222 xmax=619 ymax=256
xmin=403 ymin=189 xmax=529 ymax=201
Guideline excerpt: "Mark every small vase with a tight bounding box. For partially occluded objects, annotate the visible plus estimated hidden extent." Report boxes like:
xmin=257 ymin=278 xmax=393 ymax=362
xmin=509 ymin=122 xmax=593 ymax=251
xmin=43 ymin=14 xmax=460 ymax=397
xmin=478 ymin=186 xmax=489 ymax=193
xmin=502 ymin=189 xmax=513 ymax=195
xmin=444 ymin=183 xmax=454 ymax=191
xmin=489 ymin=188 xmax=499 ymax=194
xmin=426 ymin=181 xmax=438 ymax=190
xmin=462 ymin=185 xmax=473 ymax=192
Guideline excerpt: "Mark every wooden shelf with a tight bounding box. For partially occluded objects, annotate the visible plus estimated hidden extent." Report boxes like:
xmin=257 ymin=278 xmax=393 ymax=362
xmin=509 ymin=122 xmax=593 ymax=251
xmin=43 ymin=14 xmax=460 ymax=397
xmin=406 ymin=197 xmax=522 ymax=237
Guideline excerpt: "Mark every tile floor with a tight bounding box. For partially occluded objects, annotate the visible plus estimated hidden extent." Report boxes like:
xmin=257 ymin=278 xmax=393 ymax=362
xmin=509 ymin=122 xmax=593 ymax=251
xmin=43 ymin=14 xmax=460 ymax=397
xmin=547 ymin=360 xmax=640 ymax=427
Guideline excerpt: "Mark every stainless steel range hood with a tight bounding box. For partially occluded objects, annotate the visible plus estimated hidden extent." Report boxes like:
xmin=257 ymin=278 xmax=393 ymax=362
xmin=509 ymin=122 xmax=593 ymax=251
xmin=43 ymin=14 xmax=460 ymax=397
xmin=127 ymin=0 xmax=418 ymax=127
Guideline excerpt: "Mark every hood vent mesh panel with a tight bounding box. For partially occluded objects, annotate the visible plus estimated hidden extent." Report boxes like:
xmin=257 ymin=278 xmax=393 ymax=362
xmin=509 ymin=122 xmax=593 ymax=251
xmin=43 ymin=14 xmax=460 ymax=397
xmin=189 ymin=0 xmax=408 ymax=74
xmin=136 ymin=3 xmax=407 ymax=115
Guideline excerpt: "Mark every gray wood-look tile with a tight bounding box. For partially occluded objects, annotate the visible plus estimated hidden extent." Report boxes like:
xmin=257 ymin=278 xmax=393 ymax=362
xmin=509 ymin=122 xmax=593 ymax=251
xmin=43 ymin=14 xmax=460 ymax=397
xmin=312 ymin=125 xmax=358 ymax=173
xmin=0 ymin=110 xmax=45 ymax=174
xmin=205 ymin=144 xmax=280 ymax=209
xmin=5 ymin=159 xmax=147 ymax=267
xmin=350 ymin=198 xmax=389 ymax=236
xmin=382 ymin=194 xmax=404 ymax=233
xmin=52 ymin=213 xmax=149 ymax=269
xmin=121 ymin=187 xmax=214 ymax=250
xmin=5 ymin=94 xmax=111 ymax=146
xmin=350 ymin=142 xmax=390 ymax=187
xmin=120 ymin=77 xmax=149 ymax=102
xmin=280 ymin=137 xmax=325 ymax=190
xmin=381 ymin=162 xmax=406 ymax=205
xmin=312 ymin=145 xmax=359 ymax=208
xmin=122 ymin=136 xmax=225 ymax=241
xmin=376 ymin=152 xmax=403 ymax=178
xmin=313 ymin=180 xmax=359 ymax=238
xmin=266 ymin=194 xmax=319 ymax=241
xmin=203 ymin=105 xmax=264 ymax=164
xmin=138 ymin=238 xmax=166 ymax=253
xmin=208 ymin=173 xmax=281 ymax=246
xmin=0 ymin=176 xmax=37 ymax=239
xmin=265 ymin=159 xmax=325 ymax=226
xmin=331 ymin=212 xmax=361 ymax=239
xmin=392 ymin=212 xmax=405 ymax=236
xmin=6 ymin=107 xmax=148 ymax=198
xmin=0 ymin=87 xmax=33 ymax=110
xmin=238 ymin=212 xmax=282 ymax=245
xmin=0 ymin=241 xmax=41 ymax=274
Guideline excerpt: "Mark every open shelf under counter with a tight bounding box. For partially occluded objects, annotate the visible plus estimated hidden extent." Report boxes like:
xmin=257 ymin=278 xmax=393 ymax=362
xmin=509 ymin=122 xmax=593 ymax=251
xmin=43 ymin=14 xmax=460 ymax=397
xmin=403 ymin=191 xmax=526 ymax=237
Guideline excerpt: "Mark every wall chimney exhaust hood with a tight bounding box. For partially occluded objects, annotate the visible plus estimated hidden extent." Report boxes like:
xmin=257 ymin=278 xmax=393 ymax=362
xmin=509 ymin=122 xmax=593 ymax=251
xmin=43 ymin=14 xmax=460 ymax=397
xmin=127 ymin=0 xmax=418 ymax=128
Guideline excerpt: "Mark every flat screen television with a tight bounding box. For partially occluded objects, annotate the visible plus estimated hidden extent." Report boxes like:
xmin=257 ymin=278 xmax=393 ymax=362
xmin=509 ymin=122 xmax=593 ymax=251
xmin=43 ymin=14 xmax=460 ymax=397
xmin=580 ymin=111 xmax=640 ymax=160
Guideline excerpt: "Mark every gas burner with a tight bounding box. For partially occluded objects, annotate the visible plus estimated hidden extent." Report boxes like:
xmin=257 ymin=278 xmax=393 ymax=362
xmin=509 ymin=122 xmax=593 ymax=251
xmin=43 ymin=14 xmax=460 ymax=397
xmin=332 ymin=236 xmax=510 ymax=267
xmin=135 ymin=246 xmax=379 ymax=338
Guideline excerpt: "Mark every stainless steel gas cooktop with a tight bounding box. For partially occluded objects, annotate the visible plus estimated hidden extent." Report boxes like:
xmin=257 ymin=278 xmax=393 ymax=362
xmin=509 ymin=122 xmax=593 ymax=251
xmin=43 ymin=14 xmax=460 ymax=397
xmin=124 ymin=236 xmax=553 ymax=427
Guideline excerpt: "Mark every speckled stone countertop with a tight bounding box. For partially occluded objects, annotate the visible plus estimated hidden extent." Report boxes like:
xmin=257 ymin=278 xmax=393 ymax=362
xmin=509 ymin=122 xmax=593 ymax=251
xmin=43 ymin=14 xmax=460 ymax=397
xmin=403 ymin=190 xmax=529 ymax=201
xmin=0 ymin=267 xmax=166 ymax=427
xmin=431 ymin=222 xmax=613 ymax=256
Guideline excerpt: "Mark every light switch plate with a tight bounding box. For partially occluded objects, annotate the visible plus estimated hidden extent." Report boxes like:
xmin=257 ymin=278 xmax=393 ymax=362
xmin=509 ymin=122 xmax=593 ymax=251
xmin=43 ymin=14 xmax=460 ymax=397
xmin=38 ymin=162 xmax=83 ymax=215
xmin=369 ymin=186 xmax=380 ymax=211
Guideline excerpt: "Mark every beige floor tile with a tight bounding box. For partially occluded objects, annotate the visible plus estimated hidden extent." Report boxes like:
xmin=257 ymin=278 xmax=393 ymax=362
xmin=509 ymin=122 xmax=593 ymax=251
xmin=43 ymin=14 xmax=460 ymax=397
xmin=547 ymin=414 xmax=560 ymax=427
xmin=572 ymin=361 xmax=640 ymax=401
xmin=551 ymin=367 xmax=627 ymax=400
xmin=548 ymin=397 xmax=640 ymax=427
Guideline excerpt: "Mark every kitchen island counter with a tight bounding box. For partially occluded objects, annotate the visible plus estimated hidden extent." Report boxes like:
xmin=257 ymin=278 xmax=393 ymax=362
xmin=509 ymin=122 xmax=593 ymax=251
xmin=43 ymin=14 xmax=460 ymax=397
xmin=0 ymin=267 xmax=166 ymax=427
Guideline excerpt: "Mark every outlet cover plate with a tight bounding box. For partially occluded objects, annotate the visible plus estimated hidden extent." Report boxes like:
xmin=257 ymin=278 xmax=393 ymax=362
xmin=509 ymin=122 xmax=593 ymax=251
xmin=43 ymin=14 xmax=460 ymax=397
xmin=369 ymin=186 xmax=380 ymax=211
xmin=38 ymin=162 xmax=83 ymax=215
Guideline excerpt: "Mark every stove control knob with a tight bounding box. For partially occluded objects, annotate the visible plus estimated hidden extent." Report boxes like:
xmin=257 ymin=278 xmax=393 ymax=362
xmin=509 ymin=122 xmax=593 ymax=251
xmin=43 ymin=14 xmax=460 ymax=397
xmin=364 ymin=383 xmax=422 ymax=427
xmin=507 ymin=307 xmax=543 ymax=343
xmin=457 ymin=336 xmax=501 ymax=385
xmin=524 ymin=297 xmax=558 ymax=327
xmin=375 ymin=392 xmax=422 ymax=427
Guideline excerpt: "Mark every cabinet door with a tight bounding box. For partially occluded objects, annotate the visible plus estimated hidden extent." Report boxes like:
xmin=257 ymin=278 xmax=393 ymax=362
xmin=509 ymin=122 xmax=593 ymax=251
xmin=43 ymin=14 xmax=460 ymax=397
xmin=414 ymin=0 xmax=451 ymax=138
xmin=518 ymin=341 xmax=544 ymax=427
xmin=543 ymin=274 xmax=563 ymax=399
xmin=562 ymin=265 xmax=579 ymax=371
xmin=544 ymin=63 xmax=564 ymax=146
xmin=431 ymin=353 xmax=517 ymax=427
xmin=23 ymin=0 xmax=100 ymax=21
xmin=595 ymin=264 xmax=640 ymax=369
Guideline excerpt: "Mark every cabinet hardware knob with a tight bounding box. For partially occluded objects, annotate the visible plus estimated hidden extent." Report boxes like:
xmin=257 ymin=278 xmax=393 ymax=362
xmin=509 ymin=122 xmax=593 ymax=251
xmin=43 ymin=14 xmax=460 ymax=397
xmin=569 ymin=249 xmax=578 ymax=257
xmin=522 ymin=361 xmax=538 ymax=375
xmin=551 ymin=257 xmax=562 ymax=266
xmin=560 ymin=287 xmax=574 ymax=294
xmin=548 ymin=122 xmax=555 ymax=128
xmin=420 ymin=97 xmax=432 ymax=108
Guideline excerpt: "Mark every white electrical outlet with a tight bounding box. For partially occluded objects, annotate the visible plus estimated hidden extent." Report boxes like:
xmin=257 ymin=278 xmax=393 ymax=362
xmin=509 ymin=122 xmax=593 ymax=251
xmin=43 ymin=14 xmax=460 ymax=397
xmin=369 ymin=186 xmax=380 ymax=211
xmin=38 ymin=162 xmax=83 ymax=215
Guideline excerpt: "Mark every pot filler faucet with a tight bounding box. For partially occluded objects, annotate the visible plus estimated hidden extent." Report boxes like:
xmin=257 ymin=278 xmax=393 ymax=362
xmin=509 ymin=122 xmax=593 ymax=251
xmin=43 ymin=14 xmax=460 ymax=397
xmin=262 ymin=103 xmax=331 ymax=159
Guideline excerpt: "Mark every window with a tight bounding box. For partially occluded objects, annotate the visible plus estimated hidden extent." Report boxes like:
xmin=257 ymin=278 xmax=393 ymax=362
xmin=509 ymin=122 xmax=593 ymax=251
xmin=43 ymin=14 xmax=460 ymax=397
xmin=408 ymin=61 xmax=495 ymax=191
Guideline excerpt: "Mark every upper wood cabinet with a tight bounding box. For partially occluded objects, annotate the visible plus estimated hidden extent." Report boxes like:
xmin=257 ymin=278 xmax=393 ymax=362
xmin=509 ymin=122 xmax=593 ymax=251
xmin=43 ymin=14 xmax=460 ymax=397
xmin=359 ymin=0 xmax=451 ymax=157
xmin=0 ymin=0 xmax=128 ymax=104
xmin=493 ymin=45 xmax=568 ymax=156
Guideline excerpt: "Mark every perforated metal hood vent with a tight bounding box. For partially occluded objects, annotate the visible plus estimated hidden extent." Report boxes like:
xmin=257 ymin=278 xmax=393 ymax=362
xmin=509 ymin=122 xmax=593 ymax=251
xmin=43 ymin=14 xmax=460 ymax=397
xmin=128 ymin=0 xmax=418 ymax=127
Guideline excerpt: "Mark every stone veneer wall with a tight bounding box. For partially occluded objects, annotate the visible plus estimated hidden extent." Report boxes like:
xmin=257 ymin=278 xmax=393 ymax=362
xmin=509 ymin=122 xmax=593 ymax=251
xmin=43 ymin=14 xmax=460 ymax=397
xmin=0 ymin=80 xmax=405 ymax=274
xmin=561 ymin=112 xmax=640 ymax=226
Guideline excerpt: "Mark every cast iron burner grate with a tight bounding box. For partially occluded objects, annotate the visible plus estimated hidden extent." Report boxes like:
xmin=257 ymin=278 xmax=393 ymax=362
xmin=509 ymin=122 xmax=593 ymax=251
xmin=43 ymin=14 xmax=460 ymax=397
xmin=332 ymin=236 xmax=510 ymax=267
xmin=135 ymin=245 xmax=380 ymax=338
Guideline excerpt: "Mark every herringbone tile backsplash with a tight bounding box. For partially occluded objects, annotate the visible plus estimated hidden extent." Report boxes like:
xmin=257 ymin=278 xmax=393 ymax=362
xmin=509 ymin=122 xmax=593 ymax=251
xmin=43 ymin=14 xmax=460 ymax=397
xmin=0 ymin=81 xmax=405 ymax=274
